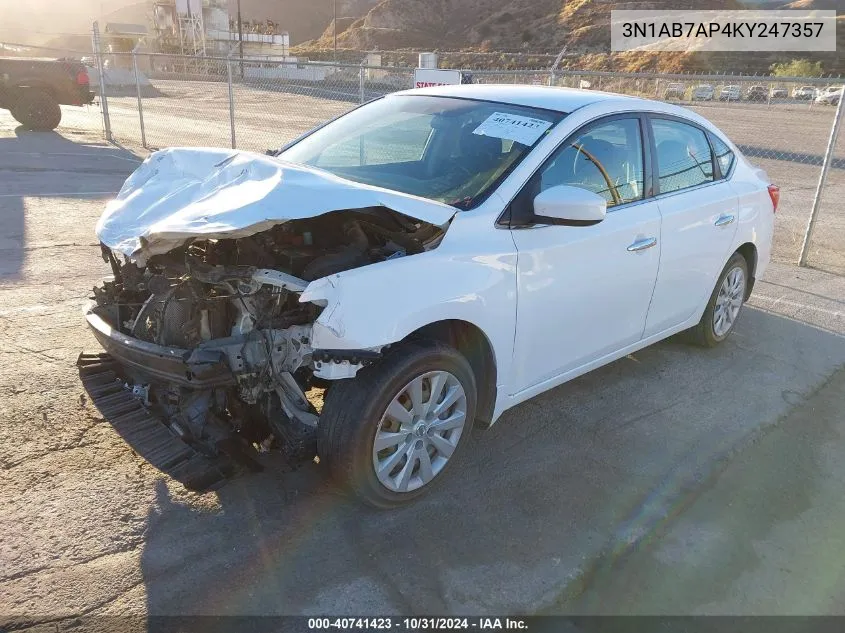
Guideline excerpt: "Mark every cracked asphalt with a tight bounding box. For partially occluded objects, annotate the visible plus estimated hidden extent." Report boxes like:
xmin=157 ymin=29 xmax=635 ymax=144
xmin=0 ymin=105 xmax=844 ymax=629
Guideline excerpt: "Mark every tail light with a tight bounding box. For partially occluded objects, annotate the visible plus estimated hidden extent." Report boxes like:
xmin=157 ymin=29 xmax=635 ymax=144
xmin=76 ymin=69 xmax=90 ymax=85
xmin=767 ymin=184 xmax=780 ymax=213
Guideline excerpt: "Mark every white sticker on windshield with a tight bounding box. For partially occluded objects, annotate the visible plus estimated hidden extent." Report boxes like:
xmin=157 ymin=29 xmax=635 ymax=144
xmin=472 ymin=112 xmax=553 ymax=147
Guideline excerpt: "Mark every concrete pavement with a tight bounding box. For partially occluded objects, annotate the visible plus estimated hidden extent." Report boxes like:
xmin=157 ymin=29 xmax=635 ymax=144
xmin=0 ymin=115 xmax=844 ymax=627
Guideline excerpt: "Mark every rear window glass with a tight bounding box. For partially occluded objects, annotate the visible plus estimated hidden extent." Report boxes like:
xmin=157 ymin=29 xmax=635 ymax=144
xmin=652 ymin=119 xmax=714 ymax=194
xmin=710 ymin=135 xmax=735 ymax=178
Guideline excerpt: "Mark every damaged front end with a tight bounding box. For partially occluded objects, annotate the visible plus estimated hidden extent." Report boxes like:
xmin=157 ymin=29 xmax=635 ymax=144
xmin=83 ymin=206 xmax=445 ymax=486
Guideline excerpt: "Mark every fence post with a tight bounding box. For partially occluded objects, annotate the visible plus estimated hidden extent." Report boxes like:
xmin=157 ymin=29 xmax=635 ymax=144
xmin=359 ymin=64 xmax=366 ymax=104
xmin=227 ymin=57 xmax=236 ymax=149
xmin=132 ymin=50 xmax=147 ymax=148
xmin=91 ymin=22 xmax=112 ymax=141
xmin=799 ymin=92 xmax=844 ymax=267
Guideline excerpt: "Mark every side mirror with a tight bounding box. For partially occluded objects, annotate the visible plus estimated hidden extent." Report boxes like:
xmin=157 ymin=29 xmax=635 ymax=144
xmin=532 ymin=185 xmax=607 ymax=226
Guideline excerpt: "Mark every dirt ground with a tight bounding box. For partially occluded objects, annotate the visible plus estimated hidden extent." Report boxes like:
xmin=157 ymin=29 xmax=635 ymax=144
xmin=1 ymin=104 xmax=844 ymax=630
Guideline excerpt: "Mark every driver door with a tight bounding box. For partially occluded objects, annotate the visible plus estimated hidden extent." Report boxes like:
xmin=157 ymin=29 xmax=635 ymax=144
xmin=508 ymin=115 xmax=662 ymax=396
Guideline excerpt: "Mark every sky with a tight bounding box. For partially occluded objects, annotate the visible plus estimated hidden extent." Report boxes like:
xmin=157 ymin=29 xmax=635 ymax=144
xmin=0 ymin=0 xmax=139 ymax=44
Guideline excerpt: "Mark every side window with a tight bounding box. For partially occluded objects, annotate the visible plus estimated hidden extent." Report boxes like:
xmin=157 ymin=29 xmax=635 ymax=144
xmin=710 ymin=134 xmax=735 ymax=178
xmin=538 ymin=118 xmax=644 ymax=208
xmin=652 ymin=119 xmax=714 ymax=194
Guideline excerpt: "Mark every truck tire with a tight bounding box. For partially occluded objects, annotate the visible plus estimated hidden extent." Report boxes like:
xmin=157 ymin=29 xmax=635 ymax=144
xmin=317 ymin=339 xmax=477 ymax=508
xmin=11 ymin=89 xmax=62 ymax=131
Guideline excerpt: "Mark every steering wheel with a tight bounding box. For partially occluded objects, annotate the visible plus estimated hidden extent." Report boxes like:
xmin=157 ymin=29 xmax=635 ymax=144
xmin=571 ymin=142 xmax=622 ymax=206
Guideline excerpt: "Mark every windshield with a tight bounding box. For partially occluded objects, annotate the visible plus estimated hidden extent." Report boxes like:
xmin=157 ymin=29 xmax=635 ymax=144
xmin=279 ymin=95 xmax=564 ymax=210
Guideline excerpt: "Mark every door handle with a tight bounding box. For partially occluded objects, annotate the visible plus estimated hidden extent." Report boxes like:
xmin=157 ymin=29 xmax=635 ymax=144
xmin=627 ymin=237 xmax=658 ymax=252
xmin=715 ymin=214 xmax=736 ymax=227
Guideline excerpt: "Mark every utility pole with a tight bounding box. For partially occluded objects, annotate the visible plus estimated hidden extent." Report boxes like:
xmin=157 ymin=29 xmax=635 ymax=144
xmin=237 ymin=0 xmax=244 ymax=78
xmin=333 ymin=0 xmax=337 ymax=60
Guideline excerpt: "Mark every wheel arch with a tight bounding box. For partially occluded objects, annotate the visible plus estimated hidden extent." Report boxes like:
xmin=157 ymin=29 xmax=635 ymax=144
xmin=404 ymin=319 xmax=498 ymax=427
xmin=735 ymin=242 xmax=758 ymax=299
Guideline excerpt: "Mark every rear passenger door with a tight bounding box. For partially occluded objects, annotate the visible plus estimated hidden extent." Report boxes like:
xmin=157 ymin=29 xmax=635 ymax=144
xmin=642 ymin=116 xmax=739 ymax=338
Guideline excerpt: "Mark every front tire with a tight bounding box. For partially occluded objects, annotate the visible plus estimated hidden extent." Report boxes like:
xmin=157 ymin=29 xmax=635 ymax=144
xmin=317 ymin=340 xmax=477 ymax=508
xmin=686 ymin=252 xmax=749 ymax=348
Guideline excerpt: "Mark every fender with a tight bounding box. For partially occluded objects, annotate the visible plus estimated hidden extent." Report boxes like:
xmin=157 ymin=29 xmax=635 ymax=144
xmin=300 ymin=209 xmax=519 ymax=387
xmin=729 ymin=162 xmax=774 ymax=284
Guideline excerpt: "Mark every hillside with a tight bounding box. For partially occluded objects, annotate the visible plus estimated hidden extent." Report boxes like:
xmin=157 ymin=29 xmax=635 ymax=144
xmin=305 ymin=0 xmax=744 ymax=51
xmin=300 ymin=0 xmax=843 ymax=74
xmin=3 ymin=0 xmax=839 ymax=74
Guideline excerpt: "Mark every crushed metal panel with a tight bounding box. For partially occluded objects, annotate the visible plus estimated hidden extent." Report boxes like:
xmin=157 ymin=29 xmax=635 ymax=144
xmin=96 ymin=147 xmax=458 ymax=262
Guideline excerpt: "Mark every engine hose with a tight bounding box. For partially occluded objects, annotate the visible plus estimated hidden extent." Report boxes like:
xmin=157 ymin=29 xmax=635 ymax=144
xmin=301 ymin=221 xmax=370 ymax=281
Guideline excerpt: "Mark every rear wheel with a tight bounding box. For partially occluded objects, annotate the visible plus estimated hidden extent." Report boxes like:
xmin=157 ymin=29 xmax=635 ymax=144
xmin=11 ymin=89 xmax=62 ymax=131
xmin=686 ymin=252 xmax=749 ymax=348
xmin=317 ymin=340 xmax=476 ymax=508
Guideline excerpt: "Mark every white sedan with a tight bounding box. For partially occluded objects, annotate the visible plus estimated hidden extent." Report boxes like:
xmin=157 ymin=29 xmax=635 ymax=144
xmin=815 ymin=86 xmax=843 ymax=105
xmin=86 ymin=85 xmax=777 ymax=507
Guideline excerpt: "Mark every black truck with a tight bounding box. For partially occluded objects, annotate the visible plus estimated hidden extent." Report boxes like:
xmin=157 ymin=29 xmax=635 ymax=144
xmin=0 ymin=57 xmax=94 ymax=130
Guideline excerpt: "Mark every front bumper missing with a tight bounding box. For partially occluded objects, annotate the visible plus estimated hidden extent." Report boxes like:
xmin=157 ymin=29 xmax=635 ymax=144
xmin=77 ymin=353 xmax=238 ymax=491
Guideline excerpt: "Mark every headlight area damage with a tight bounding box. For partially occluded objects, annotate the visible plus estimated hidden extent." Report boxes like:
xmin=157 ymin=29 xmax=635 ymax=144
xmin=79 ymin=148 xmax=455 ymax=491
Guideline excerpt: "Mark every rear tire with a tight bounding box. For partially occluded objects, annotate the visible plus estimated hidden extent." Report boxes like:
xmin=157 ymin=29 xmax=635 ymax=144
xmin=11 ymin=89 xmax=62 ymax=131
xmin=686 ymin=252 xmax=749 ymax=348
xmin=317 ymin=340 xmax=477 ymax=508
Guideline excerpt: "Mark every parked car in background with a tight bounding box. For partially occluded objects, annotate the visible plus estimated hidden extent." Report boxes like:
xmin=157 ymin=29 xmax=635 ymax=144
xmin=815 ymin=86 xmax=843 ymax=106
xmin=719 ymin=85 xmax=741 ymax=101
xmin=746 ymin=86 xmax=768 ymax=102
xmin=0 ymin=56 xmax=93 ymax=130
xmin=663 ymin=83 xmax=686 ymax=100
xmin=691 ymin=84 xmax=715 ymax=101
xmin=770 ymin=87 xmax=788 ymax=99
xmin=793 ymin=86 xmax=817 ymax=100
xmin=82 ymin=85 xmax=778 ymax=506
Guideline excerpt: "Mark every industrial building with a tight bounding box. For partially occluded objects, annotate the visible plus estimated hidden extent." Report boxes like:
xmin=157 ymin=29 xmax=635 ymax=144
xmin=151 ymin=0 xmax=290 ymax=58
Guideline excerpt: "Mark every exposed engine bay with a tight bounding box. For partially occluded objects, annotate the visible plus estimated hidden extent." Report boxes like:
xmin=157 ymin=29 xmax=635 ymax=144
xmin=85 ymin=208 xmax=444 ymax=475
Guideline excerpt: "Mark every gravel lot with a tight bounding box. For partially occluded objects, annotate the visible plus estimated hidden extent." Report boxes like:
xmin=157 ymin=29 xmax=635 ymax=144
xmin=1 ymin=95 xmax=844 ymax=628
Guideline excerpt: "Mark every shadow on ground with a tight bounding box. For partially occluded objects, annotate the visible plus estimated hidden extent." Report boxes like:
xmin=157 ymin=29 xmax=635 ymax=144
xmin=0 ymin=128 xmax=140 ymax=281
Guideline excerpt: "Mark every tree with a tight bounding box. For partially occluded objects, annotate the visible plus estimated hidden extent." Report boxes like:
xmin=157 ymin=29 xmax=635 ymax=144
xmin=770 ymin=59 xmax=823 ymax=77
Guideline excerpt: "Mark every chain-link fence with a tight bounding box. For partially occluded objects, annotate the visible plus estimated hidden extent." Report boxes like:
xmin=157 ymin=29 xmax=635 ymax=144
xmin=801 ymin=105 xmax=845 ymax=275
xmin=88 ymin=51 xmax=843 ymax=275
xmin=96 ymin=52 xmax=416 ymax=153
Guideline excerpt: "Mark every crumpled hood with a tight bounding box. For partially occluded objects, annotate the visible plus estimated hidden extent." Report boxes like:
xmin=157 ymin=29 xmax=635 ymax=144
xmin=96 ymin=147 xmax=458 ymax=262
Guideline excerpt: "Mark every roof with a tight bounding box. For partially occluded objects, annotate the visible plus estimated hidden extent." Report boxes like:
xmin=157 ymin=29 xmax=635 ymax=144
xmin=397 ymin=84 xmax=642 ymax=113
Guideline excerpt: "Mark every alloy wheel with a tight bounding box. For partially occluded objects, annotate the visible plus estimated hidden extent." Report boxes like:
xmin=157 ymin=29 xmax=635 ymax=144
xmin=372 ymin=371 xmax=468 ymax=493
xmin=713 ymin=266 xmax=745 ymax=337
